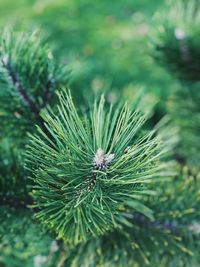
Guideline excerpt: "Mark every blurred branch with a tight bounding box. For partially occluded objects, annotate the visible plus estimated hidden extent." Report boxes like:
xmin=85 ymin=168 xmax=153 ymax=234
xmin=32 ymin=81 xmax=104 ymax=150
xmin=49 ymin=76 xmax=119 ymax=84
xmin=1 ymin=58 xmax=40 ymax=116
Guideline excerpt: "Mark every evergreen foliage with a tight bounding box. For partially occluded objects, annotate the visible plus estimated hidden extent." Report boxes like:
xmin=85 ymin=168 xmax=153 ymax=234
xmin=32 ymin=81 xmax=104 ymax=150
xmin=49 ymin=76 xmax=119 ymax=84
xmin=0 ymin=32 xmax=69 ymax=199
xmin=62 ymin=164 xmax=200 ymax=267
xmin=155 ymin=1 xmax=200 ymax=82
xmin=27 ymin=91 xmax=173 ymax=244
xmin=0 ymin=206 xmax=62 ymax=267
xmin=1 ymin=1 xmax=200 ymax=264
xmin=154 ymin=0 xmax=200 ymax=168
xmin=0 ymin=31 xmax=69 ymax=138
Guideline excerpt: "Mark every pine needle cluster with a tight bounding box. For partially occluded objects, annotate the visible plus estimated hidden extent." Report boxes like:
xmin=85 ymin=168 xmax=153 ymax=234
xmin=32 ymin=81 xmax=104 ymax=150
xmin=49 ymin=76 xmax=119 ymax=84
xmin=62 ymin=164 xmax=200 ymax=267
xmin=27 ymin=91 xmax=173 ymax=244
xmin=0 ymin=31 xmax=69 ymax=198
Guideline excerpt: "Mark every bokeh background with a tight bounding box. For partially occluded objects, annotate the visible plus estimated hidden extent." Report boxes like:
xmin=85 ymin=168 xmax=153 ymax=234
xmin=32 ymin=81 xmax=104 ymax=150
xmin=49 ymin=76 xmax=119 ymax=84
xmin=0 ymin=0 xmax=177 ymax=105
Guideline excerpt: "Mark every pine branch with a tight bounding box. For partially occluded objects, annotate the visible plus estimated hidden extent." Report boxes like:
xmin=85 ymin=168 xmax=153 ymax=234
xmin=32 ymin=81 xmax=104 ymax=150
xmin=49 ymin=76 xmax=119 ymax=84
xmin=0 ymin=31 xmax=70 ymax=122
xmin=154 ymin=1 xmax=200 ymax=83
xmin=42 ymin=79 xmax=54 ymax=107
xmin=178 ymin=39 xmax=200 ymax=81
xmin=1 ymin=58 xmax=40 ymax=116
xmin=0 ymin=195 xmax=33 ymax=209
xmin=0 ymin=32 xmax=70 ymax=199
xmin=62 ymin=164 xmax=200 ymax=267
xmin=133 ymin=213 xmax=180 ymax=233
xmin=26 ymin=90 xmax=175 ymax=244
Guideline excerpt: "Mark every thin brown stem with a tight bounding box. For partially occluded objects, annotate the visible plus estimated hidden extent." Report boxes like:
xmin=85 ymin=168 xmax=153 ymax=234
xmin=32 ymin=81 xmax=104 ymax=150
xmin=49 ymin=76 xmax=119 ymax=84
xmin=1 ymin=59 xmax=40 ymax=116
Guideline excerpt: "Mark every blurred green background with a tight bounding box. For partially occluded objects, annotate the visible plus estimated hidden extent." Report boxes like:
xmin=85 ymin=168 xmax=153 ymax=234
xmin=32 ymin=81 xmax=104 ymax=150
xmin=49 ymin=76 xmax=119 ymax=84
xmin=0 ymin=0 xmax=176 ymax=104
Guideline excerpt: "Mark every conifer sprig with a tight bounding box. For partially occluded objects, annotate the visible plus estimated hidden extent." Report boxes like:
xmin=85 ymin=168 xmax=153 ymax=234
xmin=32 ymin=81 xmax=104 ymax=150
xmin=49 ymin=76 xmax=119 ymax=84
xmin=153 ymin=1 xmax=200 ymax=168
xmin=0 ymin=31 xmax=70 ymax=138
xmin=63 ymin=164 xmax=200 ymax=267
xmin=27 ymin=91 xmax=174 ymax=244
xmin=154 ymin=0 xmax=200 ymax=82
xmin=0 ymin=31 xmax=70 ymax=198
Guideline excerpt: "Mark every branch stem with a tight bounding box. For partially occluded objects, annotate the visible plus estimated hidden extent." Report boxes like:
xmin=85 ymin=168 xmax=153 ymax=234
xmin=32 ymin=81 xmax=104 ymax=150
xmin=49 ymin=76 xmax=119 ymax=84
xmin=1 ymin=59 xmax=40 ymax=116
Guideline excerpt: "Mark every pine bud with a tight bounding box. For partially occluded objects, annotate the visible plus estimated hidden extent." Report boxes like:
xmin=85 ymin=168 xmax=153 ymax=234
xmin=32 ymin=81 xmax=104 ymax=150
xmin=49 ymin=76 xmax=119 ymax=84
xmin=93 ymin=148 xmax=115 ymax=170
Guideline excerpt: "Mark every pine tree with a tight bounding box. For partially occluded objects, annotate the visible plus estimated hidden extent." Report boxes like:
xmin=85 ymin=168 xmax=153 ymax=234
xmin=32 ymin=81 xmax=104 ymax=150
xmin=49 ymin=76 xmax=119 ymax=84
xmin=1 ymin=25 xmax=200 ymax=267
